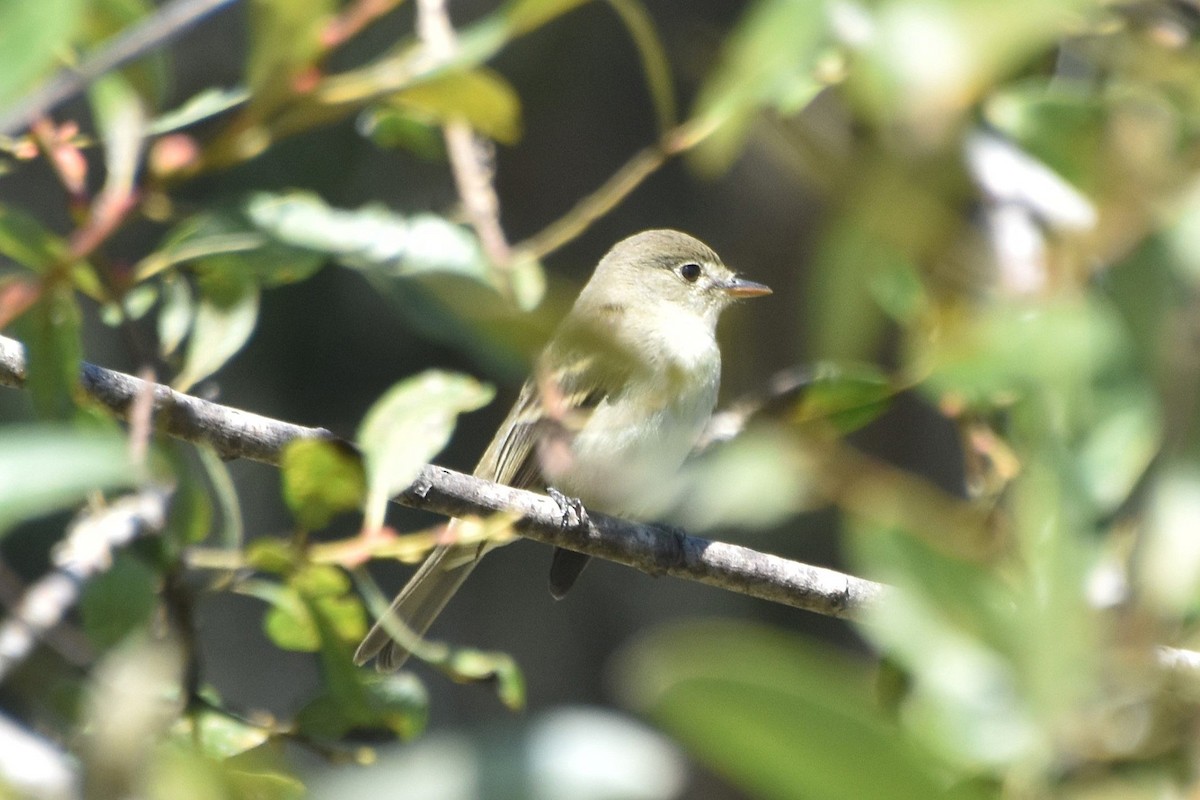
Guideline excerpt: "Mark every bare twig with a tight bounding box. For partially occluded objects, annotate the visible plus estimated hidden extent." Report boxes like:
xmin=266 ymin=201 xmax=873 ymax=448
xmin=415 ymin=0 xmax=513 ymax=269
xmin=0 ymin=0 xmax=240 ymax=137
xmin=0 ymin=488 xmax=170 ymax=684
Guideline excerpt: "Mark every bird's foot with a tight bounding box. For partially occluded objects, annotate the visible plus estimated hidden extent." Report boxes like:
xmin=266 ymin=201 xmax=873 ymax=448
xmin=547 ymin=488 xmax=589 ymax=529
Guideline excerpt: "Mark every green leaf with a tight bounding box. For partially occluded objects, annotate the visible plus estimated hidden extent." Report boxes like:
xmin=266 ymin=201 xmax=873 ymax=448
xmin=243 ymin=191 xmax=491 ymax=282
xmin=173 ymin=269 xmax=259 ymax=392
xmin=358 ymin=107 xmax=446 ymax=159
xmin=16 ymin=281 xmax=84 ymax=420
xmin=0 ymin=0 xmax=83 ymax=111
xmin=157 ymin=273 xmax=193 ymax=357
xmin=148 ymin=86 xmax=249 ymax=136
xmin=389 ymin=68 xmax=522 ymax=145
xmin=921 ymin=298 xmax=1125 ymax=405
xmin=145 ymin=205 xmax=324 ymax=287
xmin=188 ymin=709 xmax=270 ymax=760
xmin=0 ymin=204 xmax=69 ymax=272
xmin=690 ymin=0 xmax=830 ymax=174
xmin=0 ymin=425 xmax=144 ymax=536
xmin=791 ymin=362 xmax=894 ymax=434
xmin=252 ymin=582 xmax=319 ymax=651
xmin=617 ymin=621 xmax=964 ymax=800
xmin=245 ymin=0 xmax=335 ymax=115
xmin=280 ymin=439 xmax=365 ymax=530
xmin=358 ymin=371 xmax=495 ymax=531
xmin=250 ymin=567 xmax=367 ymax=653
xmin=80 ymin=551 xmax=158 ymax=649
xmin=501 ymin=0 xmax=592 ymax=36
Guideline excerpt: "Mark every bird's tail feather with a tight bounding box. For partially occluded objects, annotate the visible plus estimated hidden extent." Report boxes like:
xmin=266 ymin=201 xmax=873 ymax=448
xmin=354 ymin=544 xmax=480 ymax=672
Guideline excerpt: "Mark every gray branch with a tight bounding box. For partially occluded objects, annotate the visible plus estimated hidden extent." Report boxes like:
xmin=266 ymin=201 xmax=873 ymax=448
xmin=0 ymin=333 xmax=883 ymax=619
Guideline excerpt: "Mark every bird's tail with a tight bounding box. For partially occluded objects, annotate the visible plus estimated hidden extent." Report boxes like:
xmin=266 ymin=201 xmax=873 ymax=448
xmin=353 ymin=543 xmax=481 ymax=672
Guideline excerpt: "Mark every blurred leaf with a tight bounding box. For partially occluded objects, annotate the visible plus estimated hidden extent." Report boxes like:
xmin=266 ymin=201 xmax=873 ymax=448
xmin=148 ymin=86 xmax=249 ymax=135
xmin=246 ymin=539 xmax=298 ymax=575
xmin=358 ymin=371 xmax=495 ymax=531
xmin=390 ymin=68 xmax=522 ymax=145
xmin=673 ymin=424 xmax=815 ymax=531
xmin=281 ymin=439 xmax=365 ymax=530
xmin=144 ymin=203 xmax=324 ymax=286
xmin=157 ymin=273 xmax=193 ymax=357
xmin=502 ymin=0 xmax=592 ymax=36
xmin=691 ymin=0 xmax=829 ymax=174
xmin=0 ymin=204 xmax=69 ymax=272
xmin=617 ymin=620 xmax=964 ymax=800
xmin=245 ymin=0 xmax=334 ymax=115
xmin=808 ymin=216 xmax=907 ymax=361
xmin=16 ymin=281 xmax=83 ymax=420
xmin=163 ymin=443 xmax=214 ymax=546
xmin=197 ymin=445 xmax=244 ymax=551
xmin=80 ymin=551 xmax=158 ymax=650
xmin=359 ymin=107 xmax=446 ymax=159
xmin=1077 ymin=385 xmax=1161 ymax=513
xmin=848 ymin=523 xmax=1052 ymax=770
xmin=83 ymin=0 xmax=170 ymax=106
xmin=243 ymin=191 xmax=492 ymax=282
xmin=0 ymin=426 xmax=145 ymax=536
xmin=173 ymin=270 xmax=259 ymax=392
xmin=185 ymin=709 xmax=270 ymax=760
xmin=791 ymin=362 xmax=894 ymax=433
xmin=297 ymin=671 xmax=429 ymax=739
xmin=983 ymin=82 xmax=1106 ymax=194
xmin=852 ymin=1 xmax=1094 ymax=131
xmin=251 ymin=566 xmax=367 ymax=652
xmin=921 ymin=298 xmax=1125 ymax=405
xmin=0 ymin=0 xmax=82 ymax=110
xmin=608 ymin=0 xmax=676 ymax=134
xmin=446 ymin=649 xmax=526 ymax=711
xmin=1141 ymin=468 xmax=1200 ymax=616
xmin=89 ymin=72 xmax=147 ymax=205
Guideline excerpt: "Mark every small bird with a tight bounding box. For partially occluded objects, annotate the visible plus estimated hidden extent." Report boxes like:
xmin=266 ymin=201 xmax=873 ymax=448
xmin=354 ymin=229 xmax=771 ymax=671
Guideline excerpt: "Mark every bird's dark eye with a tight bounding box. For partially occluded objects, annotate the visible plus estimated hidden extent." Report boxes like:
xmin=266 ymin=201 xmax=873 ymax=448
xmin=679 ymin=262 xmax=702 ymax=283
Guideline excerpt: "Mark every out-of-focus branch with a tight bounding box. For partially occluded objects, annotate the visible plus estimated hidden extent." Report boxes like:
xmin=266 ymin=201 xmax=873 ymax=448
xmin=415 ymin=0 xmax=513 ymax=269
xmin=0 ymin=711 xmax=77 ymax=800
xmin=0 ymin=0 xmax=239 ymax=136
xmin=0 ymin=488 xmax=170 ymax=683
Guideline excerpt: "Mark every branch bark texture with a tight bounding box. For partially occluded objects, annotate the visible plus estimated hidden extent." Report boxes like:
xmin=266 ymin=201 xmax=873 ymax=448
xmin=0 ymin=333 xmax=885 ymax=619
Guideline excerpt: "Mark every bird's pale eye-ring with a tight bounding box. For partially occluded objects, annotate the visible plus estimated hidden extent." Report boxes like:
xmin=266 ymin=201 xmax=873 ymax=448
xmin=679 ymin=262 xmax=702 ymax=283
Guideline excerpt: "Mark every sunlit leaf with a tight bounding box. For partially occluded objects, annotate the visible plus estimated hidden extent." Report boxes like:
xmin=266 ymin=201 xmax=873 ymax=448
xmin=502 ymin=0 xmax=592 ymax=36
xmin=389 ymin=68 xmax=522 ymax=145
xmin=89 ymin=72 xmax=147 ymax=205
xmin=1141 ymin=468 xmax=1200 ymax=616
xmin=358 ymin=371 xmax=494 ymax=531
xmin=0 ymin=426 xmax=145 ymax=536
xmin=280 ymin=439 xmax=365 ymax=530
xmin=243 ymin=191 xmax=491 ymax=281
xmin=184 ymin=709 xmax=270 ymax=760
xmin=0 ymin=0 xmax=82 ymax=110
xmin=1077 ymin=386 xmax=1161 ymax=513
xmin=616 ymin=621 xmax=964 ymax=800
xmin=173 ymin=270 xmax=259 ymax=392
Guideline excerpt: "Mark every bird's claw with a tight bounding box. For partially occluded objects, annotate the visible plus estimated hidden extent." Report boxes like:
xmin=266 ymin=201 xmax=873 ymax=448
xmin=548 ymin=488 xmax=588 ymax=529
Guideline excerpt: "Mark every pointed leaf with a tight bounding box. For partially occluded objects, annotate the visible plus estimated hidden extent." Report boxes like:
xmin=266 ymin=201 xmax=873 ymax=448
xmin=357 ymin=372 xmax=494 ymax=531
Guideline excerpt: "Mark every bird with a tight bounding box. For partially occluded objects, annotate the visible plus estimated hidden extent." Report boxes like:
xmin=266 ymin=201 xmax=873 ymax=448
xmin=354 ymin=229 xmax=771 ymax=671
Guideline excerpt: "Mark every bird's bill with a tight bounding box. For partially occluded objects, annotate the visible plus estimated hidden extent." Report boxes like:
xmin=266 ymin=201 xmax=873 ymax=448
xmin=721 ymin=277 xmax=772 ymax=298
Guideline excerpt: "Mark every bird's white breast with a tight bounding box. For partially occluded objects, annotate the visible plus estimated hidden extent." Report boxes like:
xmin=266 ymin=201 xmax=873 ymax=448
xmin=554 ymin=305 xmax=721 ymax=518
